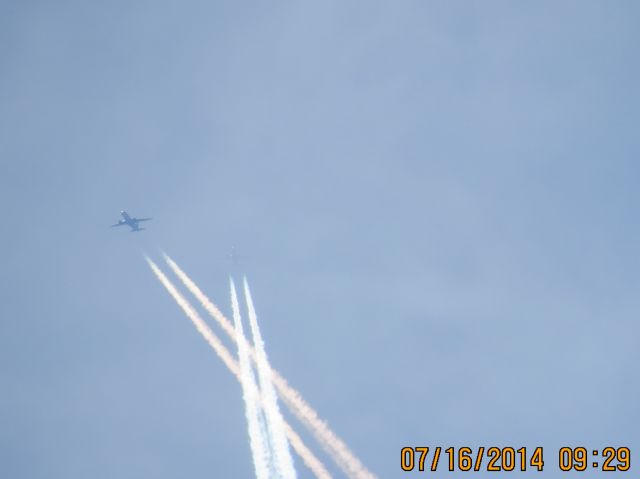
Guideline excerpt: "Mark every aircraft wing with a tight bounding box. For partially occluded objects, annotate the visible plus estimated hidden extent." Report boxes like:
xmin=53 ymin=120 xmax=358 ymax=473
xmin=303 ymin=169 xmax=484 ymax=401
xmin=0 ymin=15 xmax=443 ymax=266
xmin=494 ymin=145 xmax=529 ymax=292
xmin=134 ymin=217 xmax=152 ymax=222
xmin=111 ymin=222 xmax=126 ymax=227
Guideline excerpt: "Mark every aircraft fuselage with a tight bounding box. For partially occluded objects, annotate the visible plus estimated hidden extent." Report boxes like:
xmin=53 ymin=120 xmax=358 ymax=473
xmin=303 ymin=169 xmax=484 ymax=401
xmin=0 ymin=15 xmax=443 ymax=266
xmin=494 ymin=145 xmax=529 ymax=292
xmin=111 ymin=210 xmax=151 ymax=232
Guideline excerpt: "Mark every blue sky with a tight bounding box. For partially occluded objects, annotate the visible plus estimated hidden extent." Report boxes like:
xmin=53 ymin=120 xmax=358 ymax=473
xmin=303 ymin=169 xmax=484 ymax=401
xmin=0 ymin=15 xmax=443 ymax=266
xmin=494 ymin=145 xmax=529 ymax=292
xmin=1 ymin=2 xmax=638 ymax=477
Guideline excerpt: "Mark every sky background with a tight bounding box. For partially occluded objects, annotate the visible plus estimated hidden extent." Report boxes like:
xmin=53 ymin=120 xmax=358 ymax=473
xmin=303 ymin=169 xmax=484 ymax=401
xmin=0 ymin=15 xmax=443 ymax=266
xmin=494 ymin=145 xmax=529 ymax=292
xmin=1 ymin=1 xmax=639 ymax=477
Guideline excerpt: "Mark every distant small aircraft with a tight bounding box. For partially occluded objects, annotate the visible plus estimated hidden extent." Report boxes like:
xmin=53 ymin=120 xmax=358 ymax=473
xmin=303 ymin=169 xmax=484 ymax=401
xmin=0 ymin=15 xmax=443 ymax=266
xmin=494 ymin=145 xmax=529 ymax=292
xmin=226 ymin=246 xmax=249 ymax=266
xmin=111 ymin=210 xmax=152 ymax=232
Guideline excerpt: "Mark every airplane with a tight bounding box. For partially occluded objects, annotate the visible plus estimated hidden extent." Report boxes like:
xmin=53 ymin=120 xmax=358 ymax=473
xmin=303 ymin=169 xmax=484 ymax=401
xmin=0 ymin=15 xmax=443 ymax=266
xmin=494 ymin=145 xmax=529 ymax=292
xmin=225 ymin=246 xmax=249 ymax=266
xmin=111 ymin=210 xmax=152 ymax=232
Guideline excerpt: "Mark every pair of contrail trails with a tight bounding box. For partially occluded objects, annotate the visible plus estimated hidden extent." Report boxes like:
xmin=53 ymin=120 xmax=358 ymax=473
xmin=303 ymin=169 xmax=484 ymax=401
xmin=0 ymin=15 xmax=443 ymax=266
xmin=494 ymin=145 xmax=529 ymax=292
xmin=232 ymin=278 xmax=297 ymax=478
xmin=145 ymin=257 xmax=332 ymax=479
xmin=243 ymin=278 xmax=297 ymax=479
xmin=230 ymin=278 xmax=272 ymax=479
xmin=162 ymin=253 xmax=377 ymax=479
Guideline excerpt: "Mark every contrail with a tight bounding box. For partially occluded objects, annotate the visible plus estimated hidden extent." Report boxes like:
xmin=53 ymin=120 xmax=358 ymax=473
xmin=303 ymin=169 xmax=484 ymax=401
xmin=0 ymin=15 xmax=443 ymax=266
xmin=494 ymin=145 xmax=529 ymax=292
xmin=163 ymin=253 xmax=236 ymax=338
xmin=230 ymin=278 xmax=272 ymax=479
xmin=146 ymin=257 xmax=332 ymax=479
xmin=243 ymin=277 xmax=297 ymax=479
xmin=146 ymin=256 xmax=238 ymax=376
xmin=163 ymin=253 xmax=377 ymax=479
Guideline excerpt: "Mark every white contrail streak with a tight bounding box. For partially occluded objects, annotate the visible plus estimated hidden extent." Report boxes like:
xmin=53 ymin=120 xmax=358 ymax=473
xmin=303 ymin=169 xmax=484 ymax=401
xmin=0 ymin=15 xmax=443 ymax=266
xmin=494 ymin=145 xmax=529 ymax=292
xmin=230 ymin=278 xmax=272 ymax=479
xmin=162 ymin=253 xmax=377 ymax=479
xmin=148 ymin=256 xmax=270 ymax=477
xmin=243 ymin=277 xmax=297 ymax=479
xmin=146 ymin=257 xmax=332 ymax=479
xmin=146 ymin=256 xmax=239 ymax=376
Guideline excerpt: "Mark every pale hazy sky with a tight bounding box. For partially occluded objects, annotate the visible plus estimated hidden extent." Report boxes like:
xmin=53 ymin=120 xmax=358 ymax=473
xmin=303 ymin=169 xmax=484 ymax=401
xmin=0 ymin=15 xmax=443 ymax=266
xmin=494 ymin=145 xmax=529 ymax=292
xmin=1 ymin=2 xmax=638 ymax=477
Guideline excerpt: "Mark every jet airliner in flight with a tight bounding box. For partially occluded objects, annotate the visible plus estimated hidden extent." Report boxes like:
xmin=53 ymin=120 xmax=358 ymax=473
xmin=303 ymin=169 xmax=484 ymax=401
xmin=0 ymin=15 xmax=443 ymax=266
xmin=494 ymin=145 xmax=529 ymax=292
xmin=111 ymin=210 xmax=152 ymax=232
